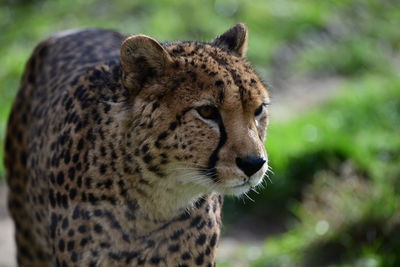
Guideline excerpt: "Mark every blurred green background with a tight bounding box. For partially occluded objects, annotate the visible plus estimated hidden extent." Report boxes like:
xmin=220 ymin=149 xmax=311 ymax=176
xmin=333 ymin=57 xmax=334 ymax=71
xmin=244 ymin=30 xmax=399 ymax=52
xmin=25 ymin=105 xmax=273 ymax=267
xmin=1 ymin=0 xmax=400 ymax=266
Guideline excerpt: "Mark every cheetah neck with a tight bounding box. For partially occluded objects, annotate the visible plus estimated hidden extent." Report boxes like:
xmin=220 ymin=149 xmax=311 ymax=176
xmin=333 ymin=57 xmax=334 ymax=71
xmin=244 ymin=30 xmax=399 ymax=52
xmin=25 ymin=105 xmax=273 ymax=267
xmin=124 ymin=165 xmax=211 ymax=234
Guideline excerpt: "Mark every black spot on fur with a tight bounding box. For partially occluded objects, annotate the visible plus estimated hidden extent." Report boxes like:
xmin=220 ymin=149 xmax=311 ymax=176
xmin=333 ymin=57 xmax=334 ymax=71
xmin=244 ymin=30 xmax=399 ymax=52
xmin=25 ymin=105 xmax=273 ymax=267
xmin=196 ymin=234 xmax=207 ymax=246
xmin=190 ymin=216 xmax=202 ymax=227
xmin=171 ymin=229 xmax=184 ymax=240
xmin=57 ymin=171 xmax=65 ymax=185
xmin=169 ymin=243 xmax=180 ymax=252
xmin=195 ymin=253 xmax=204 ymax=265
xmin=169 ymin=121 xmax=178 ymax=130
xmin=215 ymin=80 xmax=224 ymax=87
xmin=150 ymin=256 xmax=161 ymax=265
xmin=181 ymin=252 xmax=191 ymax=260
xmin=210 ymin=233 xmax=218 ymax=247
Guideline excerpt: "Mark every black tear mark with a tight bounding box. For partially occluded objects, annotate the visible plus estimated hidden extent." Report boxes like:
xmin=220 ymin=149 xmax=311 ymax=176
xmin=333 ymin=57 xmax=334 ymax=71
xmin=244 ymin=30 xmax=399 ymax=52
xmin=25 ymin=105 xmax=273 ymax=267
xmin=203 ymin=113 xmax=227 ymax=182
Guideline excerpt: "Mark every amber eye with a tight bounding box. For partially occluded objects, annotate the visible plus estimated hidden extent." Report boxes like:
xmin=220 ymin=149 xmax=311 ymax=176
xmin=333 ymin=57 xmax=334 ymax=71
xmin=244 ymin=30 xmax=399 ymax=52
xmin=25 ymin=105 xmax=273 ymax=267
xmin=254 ymin=104 xmax=264 ymax=117
xmin=196 ymin=105 xmax=219 ymax=121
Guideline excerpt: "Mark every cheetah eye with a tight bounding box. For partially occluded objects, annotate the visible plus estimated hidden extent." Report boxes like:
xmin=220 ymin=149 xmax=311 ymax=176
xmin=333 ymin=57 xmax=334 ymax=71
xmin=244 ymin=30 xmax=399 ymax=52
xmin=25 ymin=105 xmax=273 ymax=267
xmin=196 ymin=105 xmax=219 ymax=121
xmin=254 ymin=104 xmax=264 ymax=117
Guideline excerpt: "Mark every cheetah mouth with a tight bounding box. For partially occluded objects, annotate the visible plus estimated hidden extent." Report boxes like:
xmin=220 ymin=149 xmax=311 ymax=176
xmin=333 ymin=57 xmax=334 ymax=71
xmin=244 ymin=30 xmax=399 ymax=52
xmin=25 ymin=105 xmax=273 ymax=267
xmin=221 ymin=176 xmax=264 ymax=196
xmin=231 ymin=181 xmax=250 ymax=189
xmin=229 ymin=173 xmax=264 ymax=188
xmin=222 ymin=183 xmax=252 ymax=196
xmin=171 ymin=164 xmax=266 ymax=196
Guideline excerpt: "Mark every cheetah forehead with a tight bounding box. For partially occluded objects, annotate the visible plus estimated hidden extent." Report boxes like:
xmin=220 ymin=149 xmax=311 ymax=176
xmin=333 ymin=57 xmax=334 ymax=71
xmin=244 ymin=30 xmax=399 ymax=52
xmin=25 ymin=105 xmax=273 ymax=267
xmin=160 ymin=42 xmax=270 ymax=107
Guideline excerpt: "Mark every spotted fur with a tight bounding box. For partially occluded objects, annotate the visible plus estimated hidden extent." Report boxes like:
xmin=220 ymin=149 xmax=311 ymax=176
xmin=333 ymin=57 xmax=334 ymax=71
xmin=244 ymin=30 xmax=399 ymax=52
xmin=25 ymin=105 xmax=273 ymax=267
xmin=5 ymin=23 xmax=270 ymax=266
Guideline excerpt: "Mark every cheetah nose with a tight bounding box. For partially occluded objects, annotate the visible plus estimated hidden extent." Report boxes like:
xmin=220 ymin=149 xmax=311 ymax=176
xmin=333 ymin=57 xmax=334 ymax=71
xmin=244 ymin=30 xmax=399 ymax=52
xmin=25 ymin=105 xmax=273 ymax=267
xmin=236 ymin=156 xmax=266 ymax=177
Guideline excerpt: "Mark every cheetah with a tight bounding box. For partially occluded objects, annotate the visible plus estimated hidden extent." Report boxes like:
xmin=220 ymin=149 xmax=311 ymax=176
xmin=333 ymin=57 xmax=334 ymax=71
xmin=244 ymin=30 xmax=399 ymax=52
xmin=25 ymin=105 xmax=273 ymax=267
xmin=5 ymin=23 xmax=270 ymax=266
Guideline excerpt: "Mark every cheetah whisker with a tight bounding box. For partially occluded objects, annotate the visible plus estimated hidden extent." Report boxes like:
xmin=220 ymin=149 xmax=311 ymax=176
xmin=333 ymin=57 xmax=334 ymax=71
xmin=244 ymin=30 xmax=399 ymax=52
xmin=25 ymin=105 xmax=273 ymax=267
xmin=243 ymin=192 xmax=255 ymax=202
xmin=251 ymin=187 xmax=260 ymax=194
xmin=267 ymin=165 xmax=275 ymax=175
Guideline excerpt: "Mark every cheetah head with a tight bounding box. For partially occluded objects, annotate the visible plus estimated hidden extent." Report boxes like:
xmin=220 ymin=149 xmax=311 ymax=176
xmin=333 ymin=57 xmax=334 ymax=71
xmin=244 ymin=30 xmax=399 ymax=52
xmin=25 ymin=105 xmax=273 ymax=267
xmin=120 ymin=24 xmax=270 ymax=197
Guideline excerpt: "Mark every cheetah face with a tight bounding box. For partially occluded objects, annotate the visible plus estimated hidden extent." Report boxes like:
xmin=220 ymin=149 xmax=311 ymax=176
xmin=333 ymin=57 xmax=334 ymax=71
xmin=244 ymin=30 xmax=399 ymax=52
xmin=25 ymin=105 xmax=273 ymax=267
xmin=187 ymin=91 xmax=269 ymax=196
xmin=121 ymin=24 xmax=269 ymax=196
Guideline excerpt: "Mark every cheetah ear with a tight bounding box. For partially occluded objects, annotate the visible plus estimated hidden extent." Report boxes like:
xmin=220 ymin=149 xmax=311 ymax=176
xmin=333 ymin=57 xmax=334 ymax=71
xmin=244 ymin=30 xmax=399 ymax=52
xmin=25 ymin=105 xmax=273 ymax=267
xmin=120 ymin=35 xmax=173 ymax=91
xmin=212 ymin=23 xmax=248 ymax=57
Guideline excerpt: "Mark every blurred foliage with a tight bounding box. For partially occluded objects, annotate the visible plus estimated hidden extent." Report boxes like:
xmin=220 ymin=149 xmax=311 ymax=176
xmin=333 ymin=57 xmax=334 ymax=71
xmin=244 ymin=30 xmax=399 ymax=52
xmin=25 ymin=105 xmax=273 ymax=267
xmin=1 ymin=0 xmax=400 ymax=266
xmin=250 ymin=74 xmax=400 ymax=267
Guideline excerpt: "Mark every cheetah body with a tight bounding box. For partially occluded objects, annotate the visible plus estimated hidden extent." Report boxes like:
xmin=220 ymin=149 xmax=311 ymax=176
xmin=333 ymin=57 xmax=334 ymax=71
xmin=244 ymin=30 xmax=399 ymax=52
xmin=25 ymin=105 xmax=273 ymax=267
xmin=5 ymin=24 xmax=270 ymax=266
